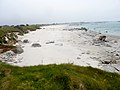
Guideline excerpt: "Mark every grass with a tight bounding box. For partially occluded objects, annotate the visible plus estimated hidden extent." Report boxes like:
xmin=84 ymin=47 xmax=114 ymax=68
xmin=0 ymin=62 xmax=120 ymax=90
xmin=0 ymin=24 xmax=40 ymax=52
xmin=0 ymin=24 xmax=40 ymax=37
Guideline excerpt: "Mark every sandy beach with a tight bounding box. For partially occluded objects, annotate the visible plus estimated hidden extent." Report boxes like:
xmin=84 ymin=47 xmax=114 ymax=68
xmin=0 ymin=24 xmax=120 ymax=73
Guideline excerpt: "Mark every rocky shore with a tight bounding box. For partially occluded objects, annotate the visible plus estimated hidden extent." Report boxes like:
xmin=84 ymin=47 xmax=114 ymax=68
xmin=0 ymin=24 xmax=120 ymax=73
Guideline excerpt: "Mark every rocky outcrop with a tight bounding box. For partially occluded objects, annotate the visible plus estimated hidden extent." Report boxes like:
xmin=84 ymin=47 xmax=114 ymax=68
xmin=98 ymin=35 xmax=106 ymax=41
xmin=64 ymin=27 xmax=88 ymax=31
xmin=92 ymin=35 xmax=110 ymax=47
xmin=0 ymin=51 xmax=16 ymax=62
xmin=79 ymin=27 xmax=88 ymax=31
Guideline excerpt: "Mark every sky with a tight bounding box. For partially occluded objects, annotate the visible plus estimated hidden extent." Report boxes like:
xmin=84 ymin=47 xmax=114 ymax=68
xmin=0 ymin=0 xmax=120 ymax=25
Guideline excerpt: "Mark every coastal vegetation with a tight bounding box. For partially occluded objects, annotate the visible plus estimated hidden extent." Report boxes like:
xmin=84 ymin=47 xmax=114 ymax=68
xmin=0 ymin=24 xmax=40 ymax=44
xmin=0 ymin=62 xmax=120 ymax=90
xmin=0 ymin=24 xmax=40 ymax=53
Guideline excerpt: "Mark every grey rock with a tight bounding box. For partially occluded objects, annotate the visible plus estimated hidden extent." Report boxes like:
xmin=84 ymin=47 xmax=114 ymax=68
xmin=98 ymin=35 xmax=106 ymax=41
xmin=116 ymin=54 xmax=119 ymax=56
xmin=114 ymin=41 xmax=117 ymax=43
xmin=86 ymin=51 xmax=90 ymax=54
xmin=102 ymin=61 xmax=111 ymax=64
xmin=81 ymin=52 xmax=85 ymax=54
xmin=23 ymin=39 xmax=29 ymax=43
xmin=106 ymin=44 xmax=112 ymax=47
xmin=14 ymin=61 xmax=18 ymax=63
xmin=46 ymin=41 xmax=55 ymax=44
xmin=102 ymin=60 xmax=117 ymax=64
xmin=77 ymin=57 xmax=81 ymax=59
xmin=80 ymin=27 xmax=88 ymax=31
xmin=32 ymin=43 xmax=41 ymax=47
xmin=12 ymin=46 xmax=24 ymax=54
xmin=0 ymin=51 xmax=15 ymax=62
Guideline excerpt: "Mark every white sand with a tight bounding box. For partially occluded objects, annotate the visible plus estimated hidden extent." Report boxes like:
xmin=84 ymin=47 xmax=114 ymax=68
xmin=1 ymin=24 xmax=120 ymax=73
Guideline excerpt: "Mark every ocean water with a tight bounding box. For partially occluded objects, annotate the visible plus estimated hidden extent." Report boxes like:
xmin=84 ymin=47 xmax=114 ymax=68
xmin=69 ymin=21 xmax=120 ymax=36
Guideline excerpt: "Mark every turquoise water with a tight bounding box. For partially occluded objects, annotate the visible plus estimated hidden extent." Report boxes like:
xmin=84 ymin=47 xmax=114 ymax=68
xmin=69 ymin=21 xmax=120 ymax=36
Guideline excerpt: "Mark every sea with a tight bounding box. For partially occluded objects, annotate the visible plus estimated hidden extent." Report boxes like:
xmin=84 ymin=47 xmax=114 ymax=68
xmin=69 ymin=21 xmax=120 ymax=36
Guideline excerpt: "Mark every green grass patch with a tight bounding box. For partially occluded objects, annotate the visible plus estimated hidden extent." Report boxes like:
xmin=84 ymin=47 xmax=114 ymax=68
xmin=0 ymin=62 xmax=120 ymax=90
xmin=0 ymin=25 xmax=40 ymax=37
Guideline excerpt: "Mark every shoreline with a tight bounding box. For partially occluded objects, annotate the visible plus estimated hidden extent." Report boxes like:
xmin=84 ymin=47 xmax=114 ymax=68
xmin=0 ymin=24 xmax=120 ymax=73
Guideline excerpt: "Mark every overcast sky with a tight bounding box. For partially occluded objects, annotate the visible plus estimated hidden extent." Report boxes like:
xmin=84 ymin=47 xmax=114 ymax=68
xmin=0 ymin=0 xmax=120 ymax=25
